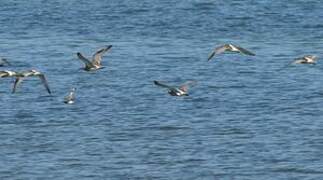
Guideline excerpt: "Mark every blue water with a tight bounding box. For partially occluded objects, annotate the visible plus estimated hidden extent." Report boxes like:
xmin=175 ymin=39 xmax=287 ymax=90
xmin=1 ymin=0 xmax=323 ymax=179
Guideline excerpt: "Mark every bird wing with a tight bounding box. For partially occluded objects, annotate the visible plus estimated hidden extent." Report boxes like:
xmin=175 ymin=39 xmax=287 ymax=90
xmin=277 ymin=58 xmax=302 ymax=71
xmin=235 ymin=45 xmax=255 ymax=56
xmin=154 ymin=81 xmax=174 ymax=89
xmin=12 ymin=77 xmax=25 ymax=93
xmin=293 ymin=59 xmax=306 ymax=64
xmin=77 ymin=52 xmax=94 ymax=68
xmin=208 ymin=45 xmax=229 ymax=61
xmin=179 ymin=81 xmax=197 ymax=92
xmin=304 ymin=56 xmax=317 ymax=63
xmin=92 ymin=45 xmax=112 ymax=66
xmin=0 ymin=71 xmax=10 ymax=77
xmin=38 ymin=74 xmax=51 ymax=94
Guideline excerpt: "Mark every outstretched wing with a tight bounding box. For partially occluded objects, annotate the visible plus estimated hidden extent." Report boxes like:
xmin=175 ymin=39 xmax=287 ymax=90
xmin=0 ymin=71 xmax=7 ymax=77
xmin=12 ymin=77 xmax=24 ymax=93
xmin=154 ymin=81 xmax=173 ymax=90
xmin=0 ymin=71 xmax=11 ymax=78
xmin=38 ymin=74 xmax=51 ymax=94
xmin=77 ymin=52 xmax=93 ymax=68
xmin=235 ymin=46 xmax=255 ymax=56
xmin=92 ymin=45 xmax=112 ymax=66
xmin=293 ymin=59 xmax=303 ymax=64
xmin=179 ymin=81 xmax=197 ymax=92
xmin=208 ymin=45 xmax=229 ymax=61
xmin=277 ymin=58 xmax=302 ymax=71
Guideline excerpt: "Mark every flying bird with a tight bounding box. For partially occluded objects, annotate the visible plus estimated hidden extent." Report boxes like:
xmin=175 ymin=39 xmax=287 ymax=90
xmin=12 ymin=70 xmax=51 ymax=94
xmin=277 ymin=55 xmax=318 ymax=71
xmin=154 ymin=80 xmax=197 ymax=96
xmin=208 ymin=44 xmax=255 ymax=61
xmin=64 ymin=88 xmax=76 ymax=104
xmin=292 ymin=55 xmax=317 ymax=64
xmin=76 ymin=45 xmax=112 ymax=71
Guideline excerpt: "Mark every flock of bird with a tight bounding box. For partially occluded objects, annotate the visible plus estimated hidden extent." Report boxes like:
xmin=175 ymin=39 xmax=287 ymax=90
xmin=0 ymin=45 xmax=113 ymax=104
xmin=154 ymin=44 xmax=317 ymax=97
xmin=0 ymin=43 xmax=318 ymax=104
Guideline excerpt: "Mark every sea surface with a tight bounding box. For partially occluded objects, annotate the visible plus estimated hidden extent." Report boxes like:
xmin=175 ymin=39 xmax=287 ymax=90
xmin=1 ymin=0 xmax=323 ymax=179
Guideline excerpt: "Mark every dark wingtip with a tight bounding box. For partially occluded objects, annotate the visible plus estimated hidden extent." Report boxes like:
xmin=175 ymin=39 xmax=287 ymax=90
xmin=245 ymin=51 xmax=256 ymax=56
xmin=153 ymin=80 xmax=158 ymax=85
xmin=76 ymin=52 xmax=82 ymax=58
xmin=105 ymin=45 xmax=112 ymax=50
xmin=207 ymin=51 xmax=215 ymax=61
